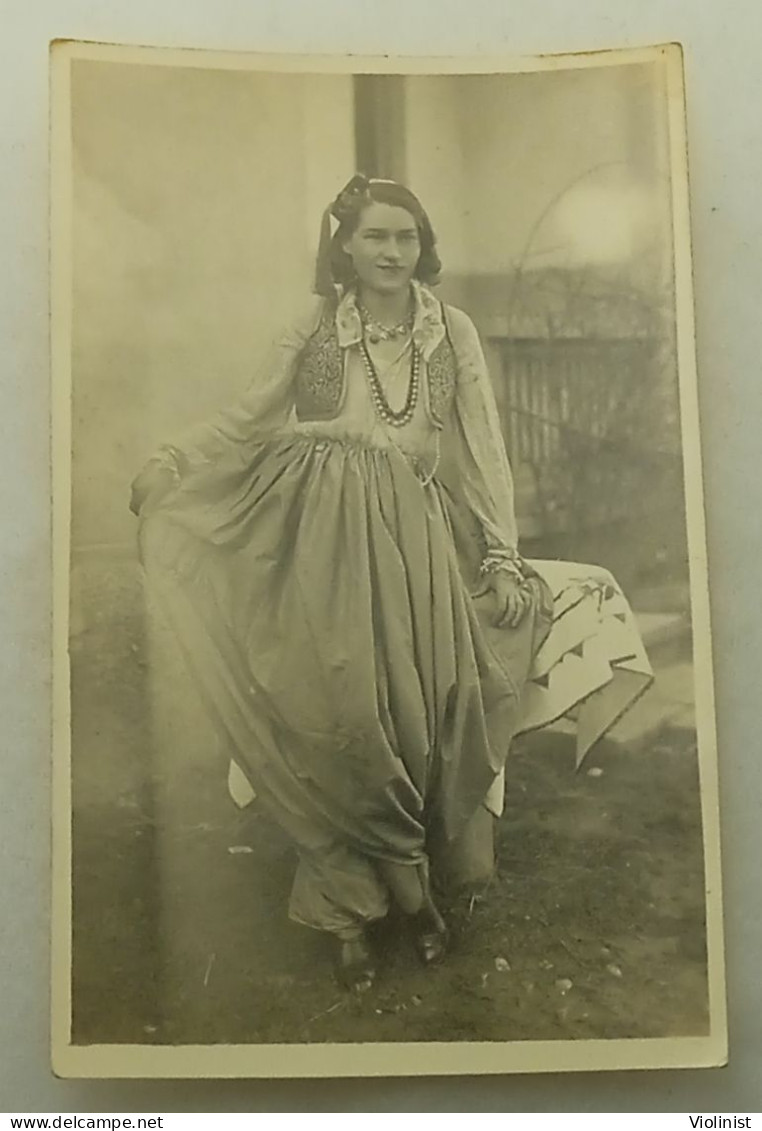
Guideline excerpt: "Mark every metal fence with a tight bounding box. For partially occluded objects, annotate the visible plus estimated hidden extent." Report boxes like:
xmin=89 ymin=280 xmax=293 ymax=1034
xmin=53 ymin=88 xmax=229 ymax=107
xmin=491 ymin=336 xmax=658 ymax=468
xmin=488 ymin=334 xmax=680 ymax=552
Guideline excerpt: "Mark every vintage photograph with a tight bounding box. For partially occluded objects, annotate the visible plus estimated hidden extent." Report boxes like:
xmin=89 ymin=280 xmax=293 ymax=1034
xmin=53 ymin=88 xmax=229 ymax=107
xmin=52 ymin=42 xmax=725 ymax=1076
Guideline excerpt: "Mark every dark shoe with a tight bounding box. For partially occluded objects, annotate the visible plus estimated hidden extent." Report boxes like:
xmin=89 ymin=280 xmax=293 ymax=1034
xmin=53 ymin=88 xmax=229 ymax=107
xmin=409 ymin=901 xmax=449 ymax=967
xmin=334 ymin=931 xmax=377 ymax=993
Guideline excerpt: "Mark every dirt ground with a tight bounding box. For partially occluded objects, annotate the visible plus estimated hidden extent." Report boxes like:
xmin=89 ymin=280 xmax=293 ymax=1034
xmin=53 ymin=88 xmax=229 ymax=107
xmin=70 ymin=555 xmax=708 ymax=1047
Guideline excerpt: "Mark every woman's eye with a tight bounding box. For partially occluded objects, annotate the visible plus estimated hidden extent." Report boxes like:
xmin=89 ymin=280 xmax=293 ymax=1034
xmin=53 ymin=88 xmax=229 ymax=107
xmin=361 ymin=231 xmax=417 ymax=244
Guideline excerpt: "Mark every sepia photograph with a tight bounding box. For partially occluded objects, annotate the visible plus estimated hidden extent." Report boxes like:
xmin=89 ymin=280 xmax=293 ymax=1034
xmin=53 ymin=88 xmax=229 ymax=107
xmin=51 ymin=41 xmax=725 ymax=1077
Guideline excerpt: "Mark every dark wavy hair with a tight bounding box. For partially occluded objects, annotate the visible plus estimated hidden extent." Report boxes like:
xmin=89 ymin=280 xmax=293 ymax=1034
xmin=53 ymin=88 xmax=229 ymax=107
xmin=315 ymin=175 xmax=442 ymax=294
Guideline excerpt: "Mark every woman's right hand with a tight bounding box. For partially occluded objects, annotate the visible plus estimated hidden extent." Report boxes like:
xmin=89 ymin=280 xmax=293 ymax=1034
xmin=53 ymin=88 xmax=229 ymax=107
xmin=487 ymin=569 xmax=534 ymax=628
xmin=129 ymin=464 xmax=177 ymax=517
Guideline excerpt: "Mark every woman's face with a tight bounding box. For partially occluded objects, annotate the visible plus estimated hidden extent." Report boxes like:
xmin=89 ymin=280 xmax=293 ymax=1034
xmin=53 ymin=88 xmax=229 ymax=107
xmin=342 ymin=201 xmax=421 ymax=296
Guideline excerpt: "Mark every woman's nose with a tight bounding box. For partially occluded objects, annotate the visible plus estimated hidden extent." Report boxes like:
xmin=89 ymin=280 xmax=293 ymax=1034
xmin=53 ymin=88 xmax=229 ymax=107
xmin=380 ymin=238 xmax=403 ymax=260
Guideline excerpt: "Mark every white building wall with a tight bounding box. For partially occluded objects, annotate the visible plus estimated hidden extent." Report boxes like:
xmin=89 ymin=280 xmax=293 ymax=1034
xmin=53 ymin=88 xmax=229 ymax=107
xmin=403 ymin=65 xmax=670 ymax=282
xmin=71 ymin=64 xmax=354 ymax=550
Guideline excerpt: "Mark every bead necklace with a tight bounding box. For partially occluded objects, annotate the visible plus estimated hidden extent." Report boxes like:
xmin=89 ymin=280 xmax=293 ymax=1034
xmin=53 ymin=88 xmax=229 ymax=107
xmin=358 ymin=302 xmax=415 ymax=343
xmin=359 ymin=339 xmax=420 ymax=427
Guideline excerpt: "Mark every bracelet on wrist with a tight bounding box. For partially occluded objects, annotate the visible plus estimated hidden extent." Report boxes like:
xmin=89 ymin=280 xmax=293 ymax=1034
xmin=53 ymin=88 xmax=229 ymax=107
xmin=479 ymin=551 xmax=525 ymax=582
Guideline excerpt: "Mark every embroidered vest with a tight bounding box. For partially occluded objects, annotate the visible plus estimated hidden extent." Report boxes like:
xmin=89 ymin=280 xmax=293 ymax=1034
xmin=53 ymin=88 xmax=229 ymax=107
xmin=293 ymin=299 xmax=458 ymax=427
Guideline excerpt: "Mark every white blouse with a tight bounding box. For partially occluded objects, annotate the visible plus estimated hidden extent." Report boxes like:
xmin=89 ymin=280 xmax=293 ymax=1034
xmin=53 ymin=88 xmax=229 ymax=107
xmin=150 ymin=281 xmax=520 ymax=556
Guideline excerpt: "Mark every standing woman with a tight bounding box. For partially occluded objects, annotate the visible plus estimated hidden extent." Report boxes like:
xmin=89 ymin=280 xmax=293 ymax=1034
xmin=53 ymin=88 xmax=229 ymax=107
xmin=131 ymin=173 xmax=554 ymax=993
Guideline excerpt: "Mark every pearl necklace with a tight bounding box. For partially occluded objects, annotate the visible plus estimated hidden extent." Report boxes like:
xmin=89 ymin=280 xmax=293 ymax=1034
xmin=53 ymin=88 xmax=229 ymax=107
xmin=358 ymin=303 xmax=415 ymax=343
xmin=359 ymin=340 xmax=420 ymax=427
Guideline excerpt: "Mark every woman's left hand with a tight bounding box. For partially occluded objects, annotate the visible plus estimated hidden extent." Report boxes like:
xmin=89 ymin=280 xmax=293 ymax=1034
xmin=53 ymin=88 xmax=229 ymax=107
xmin=485 ymin=570 xmax=534 ymax=629
xmin=130 ymin=464 xmax=177 ymax=517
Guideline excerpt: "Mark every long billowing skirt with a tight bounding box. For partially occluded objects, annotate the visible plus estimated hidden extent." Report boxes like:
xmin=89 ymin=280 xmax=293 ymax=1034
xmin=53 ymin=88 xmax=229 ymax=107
xmin=138 ymin=433 xmax=554 ymax=931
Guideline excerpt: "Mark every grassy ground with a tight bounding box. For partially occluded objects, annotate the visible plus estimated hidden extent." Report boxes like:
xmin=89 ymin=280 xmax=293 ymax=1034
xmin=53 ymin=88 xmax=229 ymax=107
xmin=69 ymin=553 xmax=708 ymax=1046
